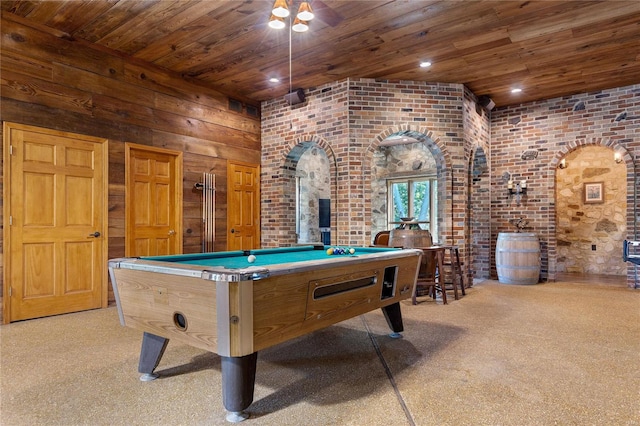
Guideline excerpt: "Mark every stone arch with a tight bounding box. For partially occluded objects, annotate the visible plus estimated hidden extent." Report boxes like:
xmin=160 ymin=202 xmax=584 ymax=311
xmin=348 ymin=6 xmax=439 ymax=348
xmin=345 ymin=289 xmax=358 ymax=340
xmin=277 ymin=134 xmax=338 ymax=246
xmin=551 ymin=137 xmax=635 ymax=284
xmin=363 ymin=123 xmax=452 ymax=245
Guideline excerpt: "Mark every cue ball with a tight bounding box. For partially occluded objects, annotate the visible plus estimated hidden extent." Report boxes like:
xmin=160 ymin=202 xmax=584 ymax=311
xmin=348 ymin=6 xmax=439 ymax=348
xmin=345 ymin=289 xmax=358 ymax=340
xmin=349 ymin=248 xmax=355 ymax=254
xmin=247 ymin=255 xmax=256 ymax=263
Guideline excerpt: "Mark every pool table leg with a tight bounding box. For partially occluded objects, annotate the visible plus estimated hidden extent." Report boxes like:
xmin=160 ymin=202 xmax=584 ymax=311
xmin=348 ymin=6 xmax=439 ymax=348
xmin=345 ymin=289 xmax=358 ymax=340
xmin=381 ymin=302 xmax=404 ymax=337
xmin=221 ymin=352 xmax=258 ymax=423
xmin=138 ymin=332 xmax=169 ymax=381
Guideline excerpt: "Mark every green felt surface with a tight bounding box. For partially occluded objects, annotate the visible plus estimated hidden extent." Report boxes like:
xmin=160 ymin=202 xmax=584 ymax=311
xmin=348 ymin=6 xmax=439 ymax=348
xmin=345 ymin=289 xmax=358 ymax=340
xmin=144 ymin=246 xmax=398 ymax=269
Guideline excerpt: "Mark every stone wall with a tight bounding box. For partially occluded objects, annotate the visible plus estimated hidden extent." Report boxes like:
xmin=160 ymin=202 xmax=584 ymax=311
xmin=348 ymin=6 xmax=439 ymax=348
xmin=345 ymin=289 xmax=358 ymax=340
xmin=556 ymin=146 xmax=627 ymax=274
xmin=371 ymin=143 xmax=438 ymax=240
xmin=296 ymin=145 xmax=331 ymax=243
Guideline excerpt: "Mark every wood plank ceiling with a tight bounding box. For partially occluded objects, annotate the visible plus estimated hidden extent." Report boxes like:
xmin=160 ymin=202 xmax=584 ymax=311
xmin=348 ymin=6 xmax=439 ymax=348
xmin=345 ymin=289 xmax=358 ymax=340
xmin=2 ymin=0 xmax=640 ymax=107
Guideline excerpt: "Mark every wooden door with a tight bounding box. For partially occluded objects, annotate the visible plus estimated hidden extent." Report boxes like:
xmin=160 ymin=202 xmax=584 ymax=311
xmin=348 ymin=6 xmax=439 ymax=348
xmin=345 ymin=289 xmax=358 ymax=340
xmin=125 ymin=143 xmax=182 ymax=257
xmin=3 ymin=122 xmax=108 ymax=323
xmin=227 ymin=161 xmax=260 ymax=250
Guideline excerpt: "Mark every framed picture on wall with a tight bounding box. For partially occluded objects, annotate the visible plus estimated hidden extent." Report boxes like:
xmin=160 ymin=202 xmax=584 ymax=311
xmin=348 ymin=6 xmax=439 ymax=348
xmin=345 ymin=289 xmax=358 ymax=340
xmin=583 ymin=182 xmax=604 ymax=204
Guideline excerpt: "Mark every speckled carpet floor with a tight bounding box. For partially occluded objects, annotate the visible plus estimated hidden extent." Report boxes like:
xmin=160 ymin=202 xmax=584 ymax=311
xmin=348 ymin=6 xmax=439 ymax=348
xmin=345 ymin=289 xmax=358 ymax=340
xmin=1 ymin=279 xmax=638 ymax=426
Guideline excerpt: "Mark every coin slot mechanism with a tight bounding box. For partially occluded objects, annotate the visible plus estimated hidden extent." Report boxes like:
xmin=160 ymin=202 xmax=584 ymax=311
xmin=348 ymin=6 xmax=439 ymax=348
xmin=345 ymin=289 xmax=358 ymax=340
xmin=381 ymin=266 xmax=397 ymax=299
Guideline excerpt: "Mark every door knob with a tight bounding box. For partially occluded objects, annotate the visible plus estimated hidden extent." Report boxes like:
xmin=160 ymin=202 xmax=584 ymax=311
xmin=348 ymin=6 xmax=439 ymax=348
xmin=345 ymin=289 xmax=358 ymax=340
xmin=168 ymin=229 xmax=176 ymax=236
xmin=231 ymin=229 xmax=235 ymax=233
xmin=88 ymin=231 xmax=101 ymax=238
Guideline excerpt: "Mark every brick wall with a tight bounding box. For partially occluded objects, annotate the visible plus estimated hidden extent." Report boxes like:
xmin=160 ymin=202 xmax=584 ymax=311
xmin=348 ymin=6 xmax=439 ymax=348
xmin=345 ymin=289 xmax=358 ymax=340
xmin=262 ymin=79 xmax=640 ymax=286
xmin=491 ymin=84 xmax=640 ymax=287
xmin=465 ymin=88 xmax=492 ymax=280
xmin=261 ymin=79 xmax=639 ymax=288
xmin=261 ymin=79 xmax=490 ymax=286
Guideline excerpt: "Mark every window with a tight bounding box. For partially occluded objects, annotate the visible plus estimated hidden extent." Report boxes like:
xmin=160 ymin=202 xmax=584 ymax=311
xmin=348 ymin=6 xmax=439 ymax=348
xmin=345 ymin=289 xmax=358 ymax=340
xmin=387 ymin=177 xmax=438 ymax=240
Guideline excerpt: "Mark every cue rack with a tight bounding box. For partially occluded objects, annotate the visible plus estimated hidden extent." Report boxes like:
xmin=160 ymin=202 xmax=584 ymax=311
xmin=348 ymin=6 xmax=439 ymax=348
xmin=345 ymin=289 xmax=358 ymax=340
xmin=194 ymin=172 xmax=215 ymax=252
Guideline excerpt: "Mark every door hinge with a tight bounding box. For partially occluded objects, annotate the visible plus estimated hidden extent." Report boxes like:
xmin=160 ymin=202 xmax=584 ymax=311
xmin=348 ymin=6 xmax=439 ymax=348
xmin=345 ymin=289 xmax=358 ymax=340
xmin=9 ymin=216 xmax=13 ymax=226
xmin=8 ymin=287 xmax=12 ymax=297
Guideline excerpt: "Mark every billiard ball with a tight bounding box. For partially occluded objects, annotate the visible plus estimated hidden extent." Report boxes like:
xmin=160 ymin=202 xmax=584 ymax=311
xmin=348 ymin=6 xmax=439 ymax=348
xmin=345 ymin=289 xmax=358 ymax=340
xmin=349 ymin=248 xmax=355 ymax=254
xmin=247 ymin=254 xmax=256 ymax=263
xmin=326 ymin=248 xmax=334 ymax=255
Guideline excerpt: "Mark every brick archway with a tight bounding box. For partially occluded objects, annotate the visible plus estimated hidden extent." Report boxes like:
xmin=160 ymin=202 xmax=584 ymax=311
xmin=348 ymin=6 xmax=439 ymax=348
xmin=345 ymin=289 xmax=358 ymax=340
xmin=362 ymin=123 xmax=454 ymax=245
xmin=269 ymin=134 xmax=338 ymax=247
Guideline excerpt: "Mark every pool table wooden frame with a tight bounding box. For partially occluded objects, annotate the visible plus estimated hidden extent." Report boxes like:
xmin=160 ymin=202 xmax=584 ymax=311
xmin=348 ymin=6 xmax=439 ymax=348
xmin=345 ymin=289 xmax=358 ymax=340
xmin=108 ymin=246 xmax=421 ymax=421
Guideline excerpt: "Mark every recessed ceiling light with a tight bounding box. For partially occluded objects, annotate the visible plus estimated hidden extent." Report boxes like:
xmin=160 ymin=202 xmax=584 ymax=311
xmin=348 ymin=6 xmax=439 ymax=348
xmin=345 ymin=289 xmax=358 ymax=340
xmin=269 ymin=77 xmax=280 ymax=83
xmin=511 ymin=88 xmax=522 ymax=94
xmin=419 ymin=61 xmax=432 ymax=68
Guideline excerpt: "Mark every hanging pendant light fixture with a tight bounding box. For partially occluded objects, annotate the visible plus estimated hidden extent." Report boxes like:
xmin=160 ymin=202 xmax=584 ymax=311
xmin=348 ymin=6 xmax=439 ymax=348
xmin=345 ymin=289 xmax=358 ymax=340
xmin=291 ymin=17 xmax=309 ymax=32
xmin=269 ymin=0 xmax=314 ymax=30
xmin=268 ymin=1 xmax=314 ymax=108
xmin=268 ymin=14 xmax=286 ymax=29
xmin=271 ymin=0 xmax=290 ymax=18
xmin=296 ymin=2 xmax=314 ymax=21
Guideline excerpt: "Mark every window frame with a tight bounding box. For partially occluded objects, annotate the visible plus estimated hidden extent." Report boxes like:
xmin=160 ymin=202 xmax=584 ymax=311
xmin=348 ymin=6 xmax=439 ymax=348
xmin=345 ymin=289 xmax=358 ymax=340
xmin=387 ymin=176 xmax=438 ymax=240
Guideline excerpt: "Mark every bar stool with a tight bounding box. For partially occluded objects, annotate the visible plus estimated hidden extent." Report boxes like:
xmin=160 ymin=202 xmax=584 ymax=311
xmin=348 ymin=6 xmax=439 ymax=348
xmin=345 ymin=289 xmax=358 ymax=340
xmin=413 ymin=246 xmax=446 ymax=305
xmin=442 ymin=245 xmax=465 ymax=300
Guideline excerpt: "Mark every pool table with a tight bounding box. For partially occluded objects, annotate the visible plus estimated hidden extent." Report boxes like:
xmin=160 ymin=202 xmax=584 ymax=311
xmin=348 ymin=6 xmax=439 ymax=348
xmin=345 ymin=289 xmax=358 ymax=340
xmin=108 ymin=245 xmax=421 ymax=422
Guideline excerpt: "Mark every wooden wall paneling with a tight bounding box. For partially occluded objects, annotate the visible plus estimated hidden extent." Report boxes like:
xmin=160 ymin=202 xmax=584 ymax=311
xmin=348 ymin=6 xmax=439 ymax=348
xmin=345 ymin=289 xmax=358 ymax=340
xmin=1 ymin=70 xmax=94 ymax=115
xmin=122 ymin=61 xmax=237 ymax=108
xmin=151 ymin=130 xmax=259 ymax=165
xmin=154 ymin=92 xmax=260 ymax=134
xmin=0 ymin=14 xmax=261 ymax=318
xmin=152 ymin=109 xmax=260 ymax=151
xmin=92 ymin=93 xmax=156 ymax=128
xmin=52 ymin=62 xmax=156 ymax=107
xmin=182 ymin=153 xmax=228 ymax=253
xmin=0 ymin=98 xmax=155 ymax=144
xmin=1 ymin=49 xmax=53 ymax=80
xmin=2 ymin=13 xmax=126 ymax=79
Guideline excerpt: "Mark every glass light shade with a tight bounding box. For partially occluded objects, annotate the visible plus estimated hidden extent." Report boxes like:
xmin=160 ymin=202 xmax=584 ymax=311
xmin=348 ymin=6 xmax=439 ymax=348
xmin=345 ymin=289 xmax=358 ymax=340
xmin=268 ymin=14 xmax=286 ymax=29
xmin=296 ymin=2 xmax=314 ymax=21
xmin=272 ymin=0 xmax=290 ymax=18
xmin=291 ymin=17 xmax=309 ymax=32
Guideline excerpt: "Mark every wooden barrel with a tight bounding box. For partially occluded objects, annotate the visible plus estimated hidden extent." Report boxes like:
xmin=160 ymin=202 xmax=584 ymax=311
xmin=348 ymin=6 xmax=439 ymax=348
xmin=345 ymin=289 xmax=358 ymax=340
xmin=496 ymin=233 xmax=540 ymax=284
xmin=389 ymin=228 xmax=433 ymax=248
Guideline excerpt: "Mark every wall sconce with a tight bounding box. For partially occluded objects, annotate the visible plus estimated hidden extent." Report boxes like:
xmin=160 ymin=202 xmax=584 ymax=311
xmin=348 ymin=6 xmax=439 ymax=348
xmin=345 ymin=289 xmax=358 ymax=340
xmin=614 ymin=152 xmax=623 ymax=163
xmin=558 ymin=158 xmax=567 ymax=169
xmin=508 ymin=179 xmax=527 ymax=205
xmin=508 ymin=179 xmax=527 ymax=195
